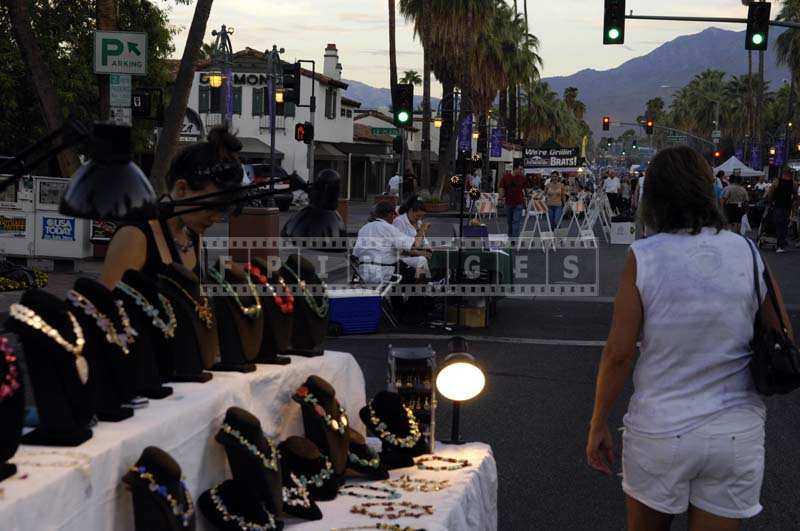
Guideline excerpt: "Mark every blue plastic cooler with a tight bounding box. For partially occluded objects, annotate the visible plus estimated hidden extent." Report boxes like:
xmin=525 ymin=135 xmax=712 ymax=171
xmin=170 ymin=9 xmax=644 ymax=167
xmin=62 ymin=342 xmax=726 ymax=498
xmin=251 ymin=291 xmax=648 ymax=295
xmin=328 ymin=288 xmax=383 ymax=335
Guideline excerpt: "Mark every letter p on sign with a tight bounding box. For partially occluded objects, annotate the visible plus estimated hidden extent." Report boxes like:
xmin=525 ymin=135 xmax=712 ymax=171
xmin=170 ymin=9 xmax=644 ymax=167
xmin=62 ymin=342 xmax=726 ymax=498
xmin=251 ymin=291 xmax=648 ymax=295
xmin=101 ymin=38 xmax=123 ymax=66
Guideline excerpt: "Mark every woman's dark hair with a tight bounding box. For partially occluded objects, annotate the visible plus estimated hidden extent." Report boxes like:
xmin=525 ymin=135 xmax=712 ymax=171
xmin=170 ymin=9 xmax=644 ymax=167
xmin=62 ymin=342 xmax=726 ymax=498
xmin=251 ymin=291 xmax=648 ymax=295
xmin=167 ymin=125 xmax=243 ymax=191
xmin=640 ymin=146 xmax=725 ymax=235
xmin=398 ymin=194 xmax=426 ymax=215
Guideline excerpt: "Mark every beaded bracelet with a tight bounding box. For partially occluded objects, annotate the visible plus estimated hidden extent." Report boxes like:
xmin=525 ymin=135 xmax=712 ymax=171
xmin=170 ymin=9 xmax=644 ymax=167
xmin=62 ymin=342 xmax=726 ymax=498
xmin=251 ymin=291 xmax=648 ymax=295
xmin=0 ymin=337 xmax=21 ymax=402
xmin=330 ymin=525 xmax=424 ymax=531
xmin=282 ymin=472 xmax=311 ymax=508
xmin=220 ymin=422 xmax=280 ymax=471
xmin=414 ymin=455 xmax=470 ymax=471
xmin=384 ymin=475 xmax=449 ymax=493
xmin=341 ymin=484 xmax=401 ymax=500
xmin=294 ymin=385 xmax=348 ymax=434
xmin=348 ymin=451 xmax=381 ymax=469
xmin=209 ymin=485 xmax=276 ymax=530
xmin=349 ymin=501 xmax=433 ymax=520
xmin=127 ymin=465 xmax=194 ymax=528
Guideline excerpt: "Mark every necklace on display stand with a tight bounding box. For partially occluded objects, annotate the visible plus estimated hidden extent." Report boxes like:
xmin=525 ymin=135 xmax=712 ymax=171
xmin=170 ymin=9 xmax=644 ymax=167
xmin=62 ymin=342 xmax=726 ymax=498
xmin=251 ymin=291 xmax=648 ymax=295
xmin=128 ymin=465 xmax=195 ymax=528
xmin=243 ymin=263 xmax=295 ymax=315
xmin=159 ymin=275 xmax=215 ymax=329
xmin=282 ymin=265 xmax=329 ymax=319
xmin=282 ymin=472 xmax=311 ymax=508
xmin=116 ymin=282 xmax=177 ymax=339
xmin=219 ymin=422 xmax=279 ymax=471
xmin=0 ymin=337 xmax=21 ymax=401
xmin=367 ymin=401 xmax=421 ymax=449
xmin=209 ymin=485 xmax=277 ymax=531
xmin=294 ymin=385 xmax=348 ymax=434
xmin=9 ymin=304 xmax=88 ymax=384
xmin=67 ymin=290 xmax=138 ymax=355
xmin=207 ymin=268 xmax=262 ymax=318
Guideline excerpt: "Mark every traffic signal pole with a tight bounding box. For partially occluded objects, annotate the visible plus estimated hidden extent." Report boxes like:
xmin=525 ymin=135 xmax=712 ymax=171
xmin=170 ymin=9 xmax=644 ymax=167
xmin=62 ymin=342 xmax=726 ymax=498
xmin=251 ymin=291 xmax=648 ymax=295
xmin=297 ymin=60 xmax=316 ymax=182
xmin=624 ymin=14 xmax=800 ymax=30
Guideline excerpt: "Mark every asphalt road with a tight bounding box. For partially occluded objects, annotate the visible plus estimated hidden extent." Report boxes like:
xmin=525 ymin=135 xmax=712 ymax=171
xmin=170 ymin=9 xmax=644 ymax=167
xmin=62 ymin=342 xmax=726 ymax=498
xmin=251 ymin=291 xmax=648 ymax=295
xmin=325 ymin=240 xmax=800 ymax=530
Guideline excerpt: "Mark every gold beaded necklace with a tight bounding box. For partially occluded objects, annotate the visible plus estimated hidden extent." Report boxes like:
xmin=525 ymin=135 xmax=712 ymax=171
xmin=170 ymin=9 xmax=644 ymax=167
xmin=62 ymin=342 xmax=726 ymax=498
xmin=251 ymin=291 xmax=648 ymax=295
xmin=9 ymin=304 xmax=88 ymax=384
xmin=159 ymin=275 xmax=215 ymax=329
xmin=207 ymin=268 xmax=262 ymax=318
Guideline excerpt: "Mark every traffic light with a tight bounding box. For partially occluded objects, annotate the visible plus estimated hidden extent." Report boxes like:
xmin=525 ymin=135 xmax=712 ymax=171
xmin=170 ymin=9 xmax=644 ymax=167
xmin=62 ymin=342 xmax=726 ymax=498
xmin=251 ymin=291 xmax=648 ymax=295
xmin=393 ymin=135 xmax=404 ymax=154
xmin=602 ymin=116 xmax=610 ymax=131
xmin=282 ymin=62 xmax=302 ymax=104
xmin=392 ymin=83 xmax=414 ymax=127
xmin=714 ymin=150 xmax=722 ymax=160
xmin=746 ymin=2 xmax=771 ymax=51
xmin=294 ymin=122 xmax=314 ymax=144
xmin=632 ymin=139 xmax=638 ymax=150
xmin=603 ymin=0 xmax=626 ymax=45
xmin=645 ymin=119 xmax=654 ymax=135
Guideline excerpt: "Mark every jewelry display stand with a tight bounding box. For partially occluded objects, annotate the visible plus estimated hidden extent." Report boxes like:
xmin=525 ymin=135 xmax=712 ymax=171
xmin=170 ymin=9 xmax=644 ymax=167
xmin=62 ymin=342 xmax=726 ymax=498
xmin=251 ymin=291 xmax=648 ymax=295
xmin=122 ymin=446 xmax=196 ymax=531
xmin=209 ymin=265 xmax=262 ymax=373
xmin=114 ymin=270 xmax=174 ymax=398
xmin=0 ymin=337 xmax=24 ymax=481
xmin=158 ymin=264 xmax=216 ymax=383
xmin=292 ymin=376 xmax=349 ymax=475
xmin=345 ymin=427 xmax=389 ymax=480
xmin=198 ymin=479 xmax=282 ymax=531
xmin=278 ymin=436 xmax=339 ymax=502
xmin=250 ymin=258 xmax=291 ymax=365
xmin=281 ymin=256 xmax=327 ymax=358
xmin=215 ymin=407 xmax=282 ymax=517
xmin=359 ymin=391 xmax=427 ymax=470
xmin=70 ymin=278 xmax=134 ymax=422
xmin=387 ymin=345 xmax=436 ymax=453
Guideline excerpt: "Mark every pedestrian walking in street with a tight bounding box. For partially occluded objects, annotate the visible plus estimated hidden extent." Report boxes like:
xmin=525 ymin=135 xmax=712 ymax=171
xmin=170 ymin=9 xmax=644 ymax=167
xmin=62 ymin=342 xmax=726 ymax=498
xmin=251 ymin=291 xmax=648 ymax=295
xmin=587 ymin=146 xmax=794 ymax=531
xmin=545 ymin=175 xmax=566 ymax=230
xmin=499 ymin=166 xmax=530 ymax=238
xmin=388 ymin=172 xmax=401 ymax=197
xmin=603 ymin=171 xmax=621 ymax=214
xmin=721 ymin=175 xmax=749 ymax=234
xmin=769 ymin=169 xmax=797 ymax=253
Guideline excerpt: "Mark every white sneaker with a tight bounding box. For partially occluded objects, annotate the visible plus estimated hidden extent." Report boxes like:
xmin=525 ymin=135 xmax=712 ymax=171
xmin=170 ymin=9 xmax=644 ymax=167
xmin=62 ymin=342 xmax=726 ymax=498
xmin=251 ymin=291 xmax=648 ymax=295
xmin=776 ymin=247 xmax=786 ymax=254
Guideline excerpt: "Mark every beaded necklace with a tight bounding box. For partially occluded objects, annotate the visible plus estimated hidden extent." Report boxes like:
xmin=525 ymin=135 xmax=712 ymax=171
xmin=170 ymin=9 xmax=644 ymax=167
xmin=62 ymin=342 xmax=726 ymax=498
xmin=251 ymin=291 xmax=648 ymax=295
xmin=116 ymin=282 xmax=177 ymax=339
xmin=9 ymin=304 xmax=88 ymax=385
xmin=383 ymin=475 xmax=449 ymax=493
xmin=414 ymin=455 xmax=470 ymax=471
xmin=207 ymin=268 xmax=262 ymax=318
xmin=367 ymin=401 xmax=421 ymax=449
xmin=330 ymin=525 xmax=424 ymax=531
xmin=243 ymin=264 xmax=294 ymax=315
xmin=340 ymin=484 xmax=400 ymax=500
xmin=282 ymin=265 xmax=329 ymax=319
xmin=294 ymin=456 xmax=334 ymax=488
xmin=159 ymin=275 xmax=215 ymax=329
xmin=282 ymin=472 xmax=311 ymax=508
xmin=0 ymin=337 xmax=21 ymax=402
xmin=219 ymin=423 xmax=279 ymax=471
xmin=209 ymin=485 xmax=276 ymax=530
xmin=128 ymin=465 xmax=194 ymax=527
xmin=348 ymin=450 xmax=381 ymax=469
xmin=13 ymin=449 xmax=92 ymax=479
xmin=67 ymin=290 xmax=137 ymax=355
xmin=349 ymin=501 xmax=433 ymax=520
xmin=294 ymin=385 xmax=348 ymax=434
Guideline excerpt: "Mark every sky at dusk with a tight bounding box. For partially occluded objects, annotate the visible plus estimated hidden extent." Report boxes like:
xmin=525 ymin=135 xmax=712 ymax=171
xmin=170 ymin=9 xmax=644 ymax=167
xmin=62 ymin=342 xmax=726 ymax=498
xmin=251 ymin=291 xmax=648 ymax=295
xmin=164 ymin=0 xmax=753 ymax=95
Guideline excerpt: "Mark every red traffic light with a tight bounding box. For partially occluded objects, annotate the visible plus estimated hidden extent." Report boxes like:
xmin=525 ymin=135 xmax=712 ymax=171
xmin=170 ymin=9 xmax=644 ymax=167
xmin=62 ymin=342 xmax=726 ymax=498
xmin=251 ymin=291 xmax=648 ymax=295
xmin=602 ymin=116 xmax=610 ymax=131
xmin=714 ymin=150 xmax=722 ymax=159
xmin=645 ymin=119 xmax=654 ymax=135
xmin=294 ymin=122 xmax=314 ymax=144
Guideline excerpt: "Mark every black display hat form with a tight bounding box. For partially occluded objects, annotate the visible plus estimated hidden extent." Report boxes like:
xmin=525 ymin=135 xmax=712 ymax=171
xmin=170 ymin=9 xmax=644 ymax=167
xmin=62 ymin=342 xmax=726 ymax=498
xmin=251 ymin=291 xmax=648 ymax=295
xmin=198 ymin=479 xmax=284 ymax=531
xmin=359 ymin=391 xmax=427 ymax=470
xmin=280 ymin=255 xmax=327 ymax=357
xmin=249 ymin=257 xmax=292 ymax=365
xmin=122 ymin=446 xmax=196 ymax=531
xmin=279 ymin=436 xmax=337 ymax=512
xmin=345 ymin=427 xmax=389 ymax=480
xmin=292 ymin=375 xmax=349 ymax=475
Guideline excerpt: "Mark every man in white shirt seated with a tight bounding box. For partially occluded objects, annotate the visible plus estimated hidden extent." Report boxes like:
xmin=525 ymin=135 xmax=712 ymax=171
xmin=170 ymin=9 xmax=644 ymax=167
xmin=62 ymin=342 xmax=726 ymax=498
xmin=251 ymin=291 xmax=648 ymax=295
xmin=387 ymin=173 xmax=401 ymax=196
xmin=353 ymin=201 xmax=427 ymax=284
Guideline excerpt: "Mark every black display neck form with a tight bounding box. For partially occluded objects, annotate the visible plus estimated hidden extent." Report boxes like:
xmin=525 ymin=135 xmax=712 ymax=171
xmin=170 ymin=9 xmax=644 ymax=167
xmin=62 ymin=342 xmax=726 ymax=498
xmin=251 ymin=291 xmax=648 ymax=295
xmin=295 ymin=376 xmax=349 ymax=474
xmin=278 ymin=436 xmax=338 ymax=501
xmin=209 ymin=264 xmax=261 ymax=373
xmin=120 ymin=269 xmax=164 ymax=312
xmin=250 ymin=259 xmax=293 ymax=366
xmin=161 ymin=262 xmax=202 ymax=297
xmin=366 ymin=391 xmax=413 ymax=437
xmin=217 ymin=407 xmax=276 ymax=462
xmin=198 ymin=480 xmax=281 ymax=531
xmin=71 ymin=277 xmax=121 ymax=325
xmin=9 ymin=289 xmax=93 ymax=446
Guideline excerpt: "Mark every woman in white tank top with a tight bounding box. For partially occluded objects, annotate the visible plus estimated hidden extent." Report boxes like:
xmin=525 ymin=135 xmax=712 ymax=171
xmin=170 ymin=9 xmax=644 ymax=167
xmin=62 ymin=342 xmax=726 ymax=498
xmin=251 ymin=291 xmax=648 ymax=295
xmin=585 ymin=146 xmax=794 ymax=531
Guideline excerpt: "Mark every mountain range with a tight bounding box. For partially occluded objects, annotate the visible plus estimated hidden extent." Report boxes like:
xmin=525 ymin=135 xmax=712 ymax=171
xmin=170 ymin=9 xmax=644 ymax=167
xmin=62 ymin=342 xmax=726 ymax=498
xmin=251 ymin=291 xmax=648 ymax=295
xmin=344 ymin=27 xmax=789 ymax=136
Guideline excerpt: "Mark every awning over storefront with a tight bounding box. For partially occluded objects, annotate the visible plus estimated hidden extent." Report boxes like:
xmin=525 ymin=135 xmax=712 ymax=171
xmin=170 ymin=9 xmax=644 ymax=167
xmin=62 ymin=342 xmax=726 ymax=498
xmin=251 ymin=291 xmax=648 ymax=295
xmin=239 ymin=137 xmax=283 ymax=160
xmin=315 ymin=142 xmax=347 ymax=161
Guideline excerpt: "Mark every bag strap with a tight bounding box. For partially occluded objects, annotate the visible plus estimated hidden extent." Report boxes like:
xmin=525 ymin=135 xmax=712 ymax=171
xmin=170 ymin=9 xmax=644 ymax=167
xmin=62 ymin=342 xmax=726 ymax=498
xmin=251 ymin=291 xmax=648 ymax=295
xmin=741 ymin=234 xmax=790 ymax=334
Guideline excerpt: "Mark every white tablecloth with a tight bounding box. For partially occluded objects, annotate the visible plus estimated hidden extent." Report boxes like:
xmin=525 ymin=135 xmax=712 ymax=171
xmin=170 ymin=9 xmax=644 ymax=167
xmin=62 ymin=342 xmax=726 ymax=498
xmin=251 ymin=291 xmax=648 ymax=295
xmin=0 ymin=351 xmax=366 ymax=531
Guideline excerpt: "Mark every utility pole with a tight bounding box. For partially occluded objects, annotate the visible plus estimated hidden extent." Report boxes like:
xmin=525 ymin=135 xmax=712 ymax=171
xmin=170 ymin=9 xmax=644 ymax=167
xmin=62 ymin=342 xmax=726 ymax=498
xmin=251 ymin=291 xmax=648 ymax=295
xmin=265 ymin=44 xmax=284 ymax=207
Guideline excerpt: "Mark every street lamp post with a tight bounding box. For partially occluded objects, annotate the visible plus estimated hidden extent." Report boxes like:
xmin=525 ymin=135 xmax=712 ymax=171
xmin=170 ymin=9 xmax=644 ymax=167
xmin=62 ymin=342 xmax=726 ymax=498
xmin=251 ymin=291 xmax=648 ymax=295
xmin=264 ymin=44 xmax=285 ymax=208
xmin=210 ymin=25 xmax=235 ymax=125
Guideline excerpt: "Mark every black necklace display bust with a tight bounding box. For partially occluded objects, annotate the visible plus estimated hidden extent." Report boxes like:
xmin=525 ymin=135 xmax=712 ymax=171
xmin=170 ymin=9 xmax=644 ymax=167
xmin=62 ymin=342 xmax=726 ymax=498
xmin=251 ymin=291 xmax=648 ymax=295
xmin=69 ymin=278 xmax=135 ymax=422
xmin=122 ymin=446 xmax=196 ymax=531
xmin=209 ymin=264 xmax=263 ymax=373
xmin=114 ymin=269 xmax=174 ymax=398
xmin=346 ymin=427 xmax=389 ymax=480
xmin=279 ymin=436 xmax=339 ymax=503
xmin=281 ymin=256 xmax=328 ymax=357
xmin=6 ymin=289 xmax=93 ymax=446
xmin=249 ymin=258 xmax=291 ymax=365
xmin=360 ymin=391 xmax=427 ymax=470
xmin=199 ymin=479 xmax=282 ymax=531
xmin=0 ymin=335 xmax=24 ymax=481
xmin=292 ymin=375 xmax=349 ymax=475
xmin=158 ymin=264 xmax=217 ymax=383
xmin=215 ymin=407 xmax=282 ymax=517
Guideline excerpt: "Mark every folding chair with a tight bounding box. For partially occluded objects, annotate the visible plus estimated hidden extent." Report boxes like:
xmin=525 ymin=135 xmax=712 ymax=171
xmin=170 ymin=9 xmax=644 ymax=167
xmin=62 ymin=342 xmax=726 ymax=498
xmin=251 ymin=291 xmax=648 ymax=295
xmin=349 ymin=254 xmax=402 ymax=329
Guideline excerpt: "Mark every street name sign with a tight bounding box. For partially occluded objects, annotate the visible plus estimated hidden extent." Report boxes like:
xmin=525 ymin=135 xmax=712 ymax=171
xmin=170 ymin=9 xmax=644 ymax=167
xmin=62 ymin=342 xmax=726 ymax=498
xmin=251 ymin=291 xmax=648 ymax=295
xmin=94 ymin=31 xmax=148 ymax=76
xmin=371 ymin=127 xmax=399 ymax=136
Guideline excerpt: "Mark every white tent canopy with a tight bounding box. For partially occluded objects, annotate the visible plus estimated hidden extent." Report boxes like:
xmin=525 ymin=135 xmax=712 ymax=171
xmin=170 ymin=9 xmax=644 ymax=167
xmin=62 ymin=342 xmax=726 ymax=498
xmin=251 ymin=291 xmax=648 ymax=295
xmin=713 ymin=156 xmax=764 ymax=178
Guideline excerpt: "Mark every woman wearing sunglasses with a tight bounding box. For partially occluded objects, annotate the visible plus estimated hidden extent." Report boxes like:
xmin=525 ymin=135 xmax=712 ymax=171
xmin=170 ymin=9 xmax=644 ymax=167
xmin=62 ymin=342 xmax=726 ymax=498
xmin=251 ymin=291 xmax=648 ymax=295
xmin=100 ymin=125 xmax=244 ymax=288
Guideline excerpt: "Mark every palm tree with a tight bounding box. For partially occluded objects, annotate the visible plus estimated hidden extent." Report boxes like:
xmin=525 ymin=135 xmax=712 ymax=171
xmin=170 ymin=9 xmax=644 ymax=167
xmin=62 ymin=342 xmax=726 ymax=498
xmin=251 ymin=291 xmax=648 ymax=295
xmin=400 ymin=70 xmax=422 ymax=86
xmin=776 ymin=1 xmax=800 ymax=148
xmin=97 ymin=0 xmax=117 ymax=120
xmin=389 ymin=0 xmax=398 ymax=96
xmin=198 ymin=42 xmax=216 ymax=61
xmin=6 ymin=0 xmax=80 ymax=176
xmin=420 ymin=5 xmax=432 ymax=191
xmin=151 ymin=0 xmax=215 ymax=190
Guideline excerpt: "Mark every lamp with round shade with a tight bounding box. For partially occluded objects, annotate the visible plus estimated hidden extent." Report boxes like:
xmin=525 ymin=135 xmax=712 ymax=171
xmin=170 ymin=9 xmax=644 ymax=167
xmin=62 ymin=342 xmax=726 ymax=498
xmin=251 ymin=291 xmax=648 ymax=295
xmin=434 ymin=117 xmax=443 ymax=129
xmin=435 ymin=337 xmax=485 ymax=444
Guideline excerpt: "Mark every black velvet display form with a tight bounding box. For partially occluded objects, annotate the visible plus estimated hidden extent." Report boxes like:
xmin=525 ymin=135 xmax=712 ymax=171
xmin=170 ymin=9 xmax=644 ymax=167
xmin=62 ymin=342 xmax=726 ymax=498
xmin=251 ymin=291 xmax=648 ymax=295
xmin=359 ymin=391 xmax=427 ymax=470
xmin=158 ymin=264 xmax=216 ymax=383
xmin=0 ymin=337 xmax=24 ymax=481
xmin=281 ymin=256 xmax=327 ymax=357
xmin=114 ymin=270 xmax=174 ymax=398
xmin=122 ymin=446 xmax=196 ymax=531
xmin=346 ymin=427 xmax=389 ymax=480
xmin=250 ymin=258 xmax=291 ymax=365
xmin=215 ymin=407 xmax=282 ymax=516
xmin=279 ymin=436 xmax=339 ymax=504
xmin=210 ymin=264 xmax=263 ymax=373
xmin=5 ymin=288 xmax=93 ymax=446
xmin=70 ymin=278 xmax=134 ymax=422
xmin=292 ymin=376 xmax=348 ymax=475
xmin=199 ymin=480 xmax=283 ymax=531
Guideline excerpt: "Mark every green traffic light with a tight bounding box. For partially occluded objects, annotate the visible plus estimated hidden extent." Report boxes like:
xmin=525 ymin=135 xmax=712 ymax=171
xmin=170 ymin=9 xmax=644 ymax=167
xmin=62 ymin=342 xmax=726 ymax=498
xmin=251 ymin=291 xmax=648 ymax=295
xmin=751 ymin=33 xmax=764 ymax=46
xmin=607 ymin=28 xmax=620 ymax=41
xmin=397 ymin=110 xmax=410 ymax=124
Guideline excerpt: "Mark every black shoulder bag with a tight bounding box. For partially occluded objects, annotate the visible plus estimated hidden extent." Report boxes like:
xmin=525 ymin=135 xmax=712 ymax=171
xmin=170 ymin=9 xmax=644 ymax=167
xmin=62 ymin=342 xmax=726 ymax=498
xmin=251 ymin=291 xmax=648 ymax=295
xmin=744 ymin=236 xmax=800 ymax=396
